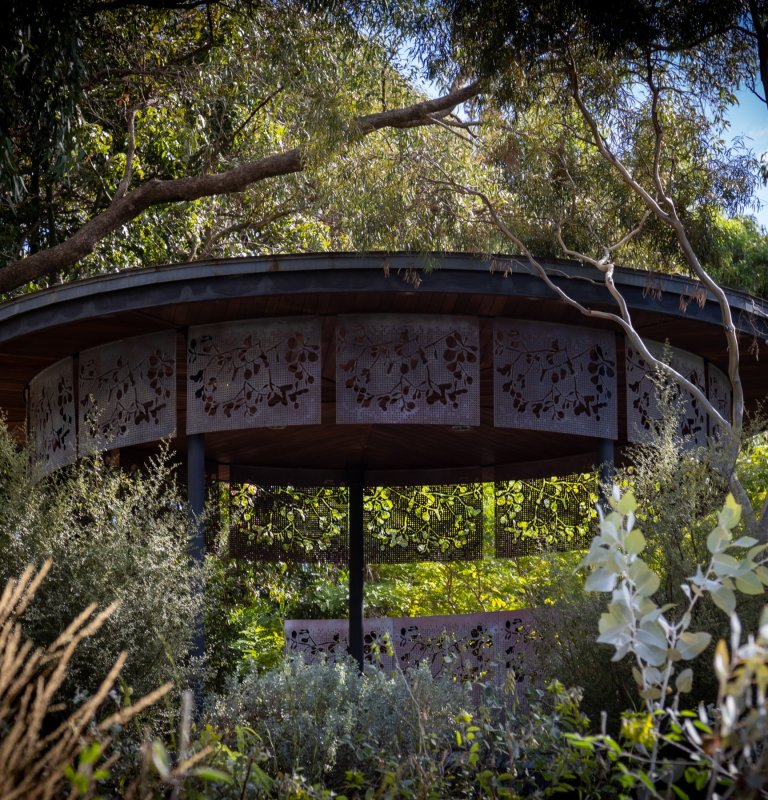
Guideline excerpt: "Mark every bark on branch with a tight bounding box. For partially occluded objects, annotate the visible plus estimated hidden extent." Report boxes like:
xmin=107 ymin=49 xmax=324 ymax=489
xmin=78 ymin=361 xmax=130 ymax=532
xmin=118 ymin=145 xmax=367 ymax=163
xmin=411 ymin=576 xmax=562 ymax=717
xmin=0 ymin=82 xmax=480 ymax=294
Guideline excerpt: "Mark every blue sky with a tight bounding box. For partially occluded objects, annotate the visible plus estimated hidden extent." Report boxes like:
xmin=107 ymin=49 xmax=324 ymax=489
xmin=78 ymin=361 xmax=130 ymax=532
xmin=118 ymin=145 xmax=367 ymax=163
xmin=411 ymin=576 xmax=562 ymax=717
xmin=728 ymin=88 xmax=768 ymax=227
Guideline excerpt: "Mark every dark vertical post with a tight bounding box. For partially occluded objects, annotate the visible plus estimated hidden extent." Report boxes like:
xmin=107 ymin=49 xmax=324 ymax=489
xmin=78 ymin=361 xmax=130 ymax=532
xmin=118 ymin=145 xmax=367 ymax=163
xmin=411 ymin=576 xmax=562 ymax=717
xmin=187 ymin=433 xmax=206 ymax=705
xmin=347 ymin=467 xmax=365 ymax=672
xmin=597 ymin=437 xmax=615 ymax=511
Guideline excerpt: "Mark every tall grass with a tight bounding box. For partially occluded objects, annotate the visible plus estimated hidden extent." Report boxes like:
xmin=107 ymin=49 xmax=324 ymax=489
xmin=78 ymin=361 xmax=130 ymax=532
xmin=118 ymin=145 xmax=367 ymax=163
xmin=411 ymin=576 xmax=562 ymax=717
xmin=0 ymin=562 xmax=171 ymax=799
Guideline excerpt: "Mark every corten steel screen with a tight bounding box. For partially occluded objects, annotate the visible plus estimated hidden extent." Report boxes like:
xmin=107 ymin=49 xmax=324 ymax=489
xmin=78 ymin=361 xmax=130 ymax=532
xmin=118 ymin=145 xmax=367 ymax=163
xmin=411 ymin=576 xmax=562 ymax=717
xmin=285 ymin=609 xmax=542 ymax=690
xmin=187 ymin=317 xmax=322 ymax=434
xmin=336 ymin=315 xmax=481 ymax=425
xmin=28 ymin=356 xmax=77 ymax=474
xmin=494 ymin=320 xmax=618 ymax=439
xmin=625 ymin=340 xmax=707 ymax=447
xmin=228 ymin=484 xmax=350 ymax=564
xmin=494 ymin=474 xmax=599 ymax=557
xmin=363 ymin=484 xmax=484 ymax=563
xmin=78 ymin=331 xmax=177 ymax=453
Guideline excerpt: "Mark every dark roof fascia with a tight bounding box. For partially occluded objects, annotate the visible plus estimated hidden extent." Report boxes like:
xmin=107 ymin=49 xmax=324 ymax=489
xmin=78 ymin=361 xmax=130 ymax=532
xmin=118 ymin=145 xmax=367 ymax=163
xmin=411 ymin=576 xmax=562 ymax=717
xmin=0 ymin=252 xmax=766 ymax=346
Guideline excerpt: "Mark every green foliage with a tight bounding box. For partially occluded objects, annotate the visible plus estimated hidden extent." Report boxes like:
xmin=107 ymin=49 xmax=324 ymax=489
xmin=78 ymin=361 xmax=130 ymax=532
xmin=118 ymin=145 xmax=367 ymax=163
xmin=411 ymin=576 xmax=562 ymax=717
xmin=0 ymin=0 xmax=497 ymax=294
xmin=202 ymin=658 xmax=614 ymax=798
xmin=0 ymin=420 xmax=200 ymax=702
xmin=574 ymin=488 xmax=768 ymax=798
xmin=697 ymin=214 xmax=768 ymax=299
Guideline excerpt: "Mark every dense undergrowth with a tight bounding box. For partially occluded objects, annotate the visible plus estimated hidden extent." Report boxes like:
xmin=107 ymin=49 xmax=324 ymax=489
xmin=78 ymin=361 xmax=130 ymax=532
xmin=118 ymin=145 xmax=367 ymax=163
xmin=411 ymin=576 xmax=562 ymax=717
xmin=1 ymin=415 xmax=768 ymax=798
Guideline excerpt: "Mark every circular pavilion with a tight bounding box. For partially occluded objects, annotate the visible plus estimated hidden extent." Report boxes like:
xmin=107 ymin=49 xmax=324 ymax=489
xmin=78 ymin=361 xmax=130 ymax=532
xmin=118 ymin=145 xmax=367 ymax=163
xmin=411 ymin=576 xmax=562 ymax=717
xmin=1 ymin=252 xmax=767 ymax=668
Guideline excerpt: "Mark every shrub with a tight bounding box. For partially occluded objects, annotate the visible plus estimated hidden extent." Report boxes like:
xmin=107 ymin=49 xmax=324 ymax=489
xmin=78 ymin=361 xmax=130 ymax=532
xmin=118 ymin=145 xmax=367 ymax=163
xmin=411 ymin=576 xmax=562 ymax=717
xmin=573 ymin=488 xmax=768 ymax=799
xmin=209 ymin=656 xmax=471 ymax=785
xmin=205 ymin=657 xmax=620 ymax=798
xmin=0 ymin=420 xmax=200 ymax=703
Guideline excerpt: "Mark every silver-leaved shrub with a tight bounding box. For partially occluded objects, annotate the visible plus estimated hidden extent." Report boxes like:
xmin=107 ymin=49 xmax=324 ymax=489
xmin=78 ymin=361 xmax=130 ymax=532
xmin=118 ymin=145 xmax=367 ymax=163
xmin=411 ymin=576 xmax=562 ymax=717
xmin=574 ymin=487 xmax=768 ymax=798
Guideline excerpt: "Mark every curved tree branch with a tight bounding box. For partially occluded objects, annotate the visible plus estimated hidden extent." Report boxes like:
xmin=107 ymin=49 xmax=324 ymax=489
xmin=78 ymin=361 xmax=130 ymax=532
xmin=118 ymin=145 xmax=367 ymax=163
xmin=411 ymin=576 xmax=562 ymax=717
xmin=0 ymin=81 xmax=481 ymax=295
xmin=567 ymin=58 xmax=746 ymax=441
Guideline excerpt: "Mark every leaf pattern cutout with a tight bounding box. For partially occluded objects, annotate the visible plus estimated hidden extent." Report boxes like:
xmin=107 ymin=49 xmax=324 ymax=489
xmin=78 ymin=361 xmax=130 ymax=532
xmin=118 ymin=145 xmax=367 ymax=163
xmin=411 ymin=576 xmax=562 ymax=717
xmin=187 ymin=319 xmax=321 ymax=433
xmin=336 ymin=315 xmax=480 ymax=425
xmin=284 ymin=611 xmax=541 ymax=690
xmin=625 ymin=341 xmax=707 ymax=446
xmin=495 ymin=474 xmax=599 ymax=557
xmin=79 ymin=332 xmax=176 ymax=452
xmin=28 ymin=357 xmax=76 ymax=473
xmin=494 ymin=320 xmax=617 ymax=437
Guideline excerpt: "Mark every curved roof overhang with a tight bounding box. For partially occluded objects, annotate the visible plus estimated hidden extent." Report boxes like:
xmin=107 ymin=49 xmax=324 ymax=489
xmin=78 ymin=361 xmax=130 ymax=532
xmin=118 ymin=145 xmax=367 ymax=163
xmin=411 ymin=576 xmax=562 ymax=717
xmin=1 ymin=252 xmax=766 ymax=484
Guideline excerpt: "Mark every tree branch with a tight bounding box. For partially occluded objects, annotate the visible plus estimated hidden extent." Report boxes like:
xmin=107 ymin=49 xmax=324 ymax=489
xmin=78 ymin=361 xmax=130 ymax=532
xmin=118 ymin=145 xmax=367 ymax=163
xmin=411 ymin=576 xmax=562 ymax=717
xmin=423 ymin=163 xmax=729 ymax=432
xmin=196 ymin=202 xmax=306 ymax=260
xmin=567 ymin=57 xmax=746 ymax=443
xmin=113 ymin=107 xmax=138 ymax=201
xmin=747 ymin=0 xmax=768 ymax=111
xmin=0 ymin=81 xmax=481 ymax=294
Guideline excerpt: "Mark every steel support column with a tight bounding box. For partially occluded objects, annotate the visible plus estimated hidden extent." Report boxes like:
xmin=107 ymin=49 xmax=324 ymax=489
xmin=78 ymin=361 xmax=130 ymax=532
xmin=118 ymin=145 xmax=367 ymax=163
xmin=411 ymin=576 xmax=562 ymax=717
xmin=187 ymin=433 xmax=206 ymax=703
xmin=347 ymin=467 xmax=365 ymax=672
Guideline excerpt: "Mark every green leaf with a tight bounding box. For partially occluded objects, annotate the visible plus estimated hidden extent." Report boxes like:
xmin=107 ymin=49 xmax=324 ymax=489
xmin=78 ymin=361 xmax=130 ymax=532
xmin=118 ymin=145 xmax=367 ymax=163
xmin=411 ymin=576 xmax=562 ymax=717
xmin=677 ymin=631 xmax=711 ymax=661
xmin=615 ymin=491 xmax=638 ymax=515
xmin=706 ymin=526 xmax=731 ymax=554
xmin=718 ymin=494 xmax=742 ymax=530
xmin=675 ymin=668 xmax=693 ymax=693
xmin=671 ymin=784 xmax=690 ymax=800
xmin=191 ymin=767 xmax=234 ymax=784
xmin=712 ymin=552 xmax=739 ymax=578
xmin=735 ymin=570 xmax=764 ymax=595
xmin=625 ymin=528 xmax=646 ymax=555
xmin=151 ymin=741 xmax=171 ymax=779
xmin=731 ymin=536 xmax=758 ymax=548
xmin=710 ymin=585 xmax=736 ymax=615
xmin=79 ymin=741 xmax=102 ymax=767
xmin=585 ymin=567 xmax=618 ymax=593
xmin=629 ymin=560 xmax=660 ymax=597
xmin=635 ymin=641 xmax=667 ymax=667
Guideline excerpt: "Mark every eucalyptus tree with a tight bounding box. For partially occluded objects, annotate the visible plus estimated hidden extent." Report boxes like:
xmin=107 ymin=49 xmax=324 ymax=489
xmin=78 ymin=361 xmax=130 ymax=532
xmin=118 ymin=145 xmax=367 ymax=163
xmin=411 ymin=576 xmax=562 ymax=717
xmin=324 ymin=0 xmax=768 ymax=536
xmin=0 ymin=0 xmax=485 ymax=295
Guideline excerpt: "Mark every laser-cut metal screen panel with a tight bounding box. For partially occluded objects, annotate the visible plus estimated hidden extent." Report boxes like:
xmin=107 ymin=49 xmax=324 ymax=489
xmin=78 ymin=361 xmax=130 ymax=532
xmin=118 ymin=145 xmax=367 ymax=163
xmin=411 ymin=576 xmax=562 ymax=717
xmin=228 ymin=484 xmax=349 ymax=563
xmin=495 ymin=473 xmax=599 ymax=558
xmin=707 ymin=364 xmax=732 ymax=439
xmin=364 ymin=484 xmax=484 ymax=563
xmin=625 ymin=341 xmax=707 ymax=446
xmin=285 ymin=618 xmax=396 ymax=670
xmin=187 ymin=318 xmax=322 ymax=434
xmin=78 ymin=332 xmax=176 ymax=453
xmin=28 ymin=357 xmax=77 ymax=474
xmin=494 ymin=320 xmax=617 ymax=438
xmin=336 ymin=315 xmax=480 ymax=425
xmin=285 ymin=610 xmax=541 ymax=689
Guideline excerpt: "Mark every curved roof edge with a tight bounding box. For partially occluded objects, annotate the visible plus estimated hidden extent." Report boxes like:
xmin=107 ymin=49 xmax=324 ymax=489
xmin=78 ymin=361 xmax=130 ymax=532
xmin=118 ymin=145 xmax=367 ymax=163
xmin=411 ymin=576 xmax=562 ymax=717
xmin=0 ymin=251 xmax=766 ymax=345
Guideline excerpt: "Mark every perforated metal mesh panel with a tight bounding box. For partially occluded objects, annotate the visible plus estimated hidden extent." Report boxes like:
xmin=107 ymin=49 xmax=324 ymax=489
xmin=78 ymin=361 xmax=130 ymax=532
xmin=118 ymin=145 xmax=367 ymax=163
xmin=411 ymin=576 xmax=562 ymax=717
xmin=625 ymin=341 xmax=707 ymax=446
xmin=228 ymin=483 xmax=483 ymax=564
xmin=285 ymin=618 xmax=395 ymax=669
xmin=285 ymin=610 xmax=541 ymax=688
xmin=28 ymin=357 xmax=77 ymax=474
xmin=336 ymin=315 xmax=480 ymax=425
xmin=494 ymin=474 xmax=598 ymax=557
xmin=364 ymin=484 xmax=484 ymax=563
xmin=494 ymin=320 xmax=617 ymax=438
xmin=228 ymin=484 xmax=349 ymax=563
xmin=707 ymin=364 xmax=732 ymax=438
xmin=187 ymin=318 xmax=321 ymax=434
xmin=78 ymin=332 xmax=176 ymax=453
